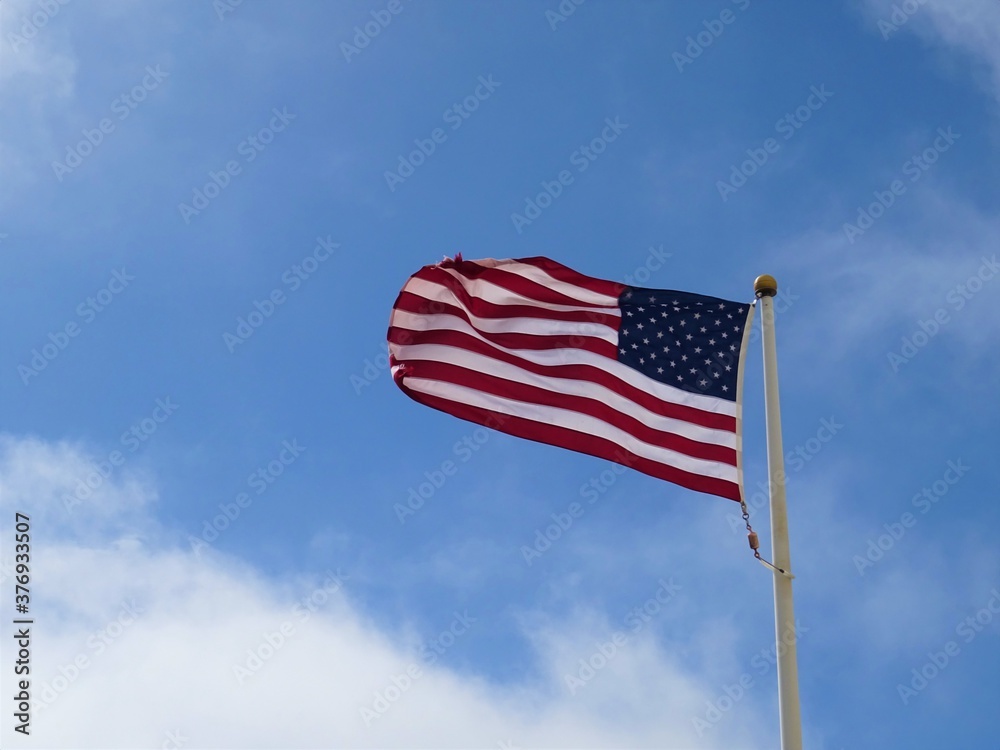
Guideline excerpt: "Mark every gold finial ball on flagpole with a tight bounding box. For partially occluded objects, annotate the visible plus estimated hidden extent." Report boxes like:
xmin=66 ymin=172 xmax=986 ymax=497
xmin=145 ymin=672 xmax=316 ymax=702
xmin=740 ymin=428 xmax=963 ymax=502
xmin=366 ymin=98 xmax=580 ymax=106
xmin=754 ymin=274 xmax=778 ymax=298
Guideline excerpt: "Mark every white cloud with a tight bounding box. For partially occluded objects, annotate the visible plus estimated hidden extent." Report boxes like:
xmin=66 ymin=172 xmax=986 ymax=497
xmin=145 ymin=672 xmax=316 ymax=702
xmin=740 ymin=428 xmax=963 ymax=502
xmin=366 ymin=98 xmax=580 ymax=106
xmin=0 ymin=0 xmax=77 ymax=92
xmin=0 ymin=0 xmax=78 ymax=194
xmin=862 ymin=0 xmax=1000 ymax=102
xmin=0 ymin=435 xmax=156 ymax=541
xmin=0 ymin=435 xmax=780 ymax=749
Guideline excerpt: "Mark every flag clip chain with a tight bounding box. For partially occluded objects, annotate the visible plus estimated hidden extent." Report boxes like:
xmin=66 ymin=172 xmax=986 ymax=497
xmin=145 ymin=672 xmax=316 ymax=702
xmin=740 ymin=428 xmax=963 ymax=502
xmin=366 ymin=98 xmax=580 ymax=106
xmin=740 ymin=499 xmax=795 ymax=580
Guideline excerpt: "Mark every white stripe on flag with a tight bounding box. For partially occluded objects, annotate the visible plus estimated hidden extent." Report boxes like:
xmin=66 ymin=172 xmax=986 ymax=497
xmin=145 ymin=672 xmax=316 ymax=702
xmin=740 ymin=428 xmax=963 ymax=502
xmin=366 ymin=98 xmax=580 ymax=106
xmin=400 ymin=376 xmax=740 ymax=483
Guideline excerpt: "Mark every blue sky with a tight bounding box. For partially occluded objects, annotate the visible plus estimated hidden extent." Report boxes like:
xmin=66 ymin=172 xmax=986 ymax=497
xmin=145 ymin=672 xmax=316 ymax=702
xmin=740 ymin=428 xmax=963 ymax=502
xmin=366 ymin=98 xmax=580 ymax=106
xmin=1 ymin=0 xmax=999 ymax=747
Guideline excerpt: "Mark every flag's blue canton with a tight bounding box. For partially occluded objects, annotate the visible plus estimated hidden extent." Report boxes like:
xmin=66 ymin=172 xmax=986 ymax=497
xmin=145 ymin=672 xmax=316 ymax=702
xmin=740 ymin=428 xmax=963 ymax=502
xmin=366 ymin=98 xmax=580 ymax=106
xmin=616 ymin=288 xmax=750 ymax=403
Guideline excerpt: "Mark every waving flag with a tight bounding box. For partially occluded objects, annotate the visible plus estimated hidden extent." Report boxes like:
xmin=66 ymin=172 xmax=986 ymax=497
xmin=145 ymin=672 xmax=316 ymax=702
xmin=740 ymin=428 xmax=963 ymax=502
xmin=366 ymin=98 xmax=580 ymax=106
xmin=387 ymin=256 xmax=754 ymax=501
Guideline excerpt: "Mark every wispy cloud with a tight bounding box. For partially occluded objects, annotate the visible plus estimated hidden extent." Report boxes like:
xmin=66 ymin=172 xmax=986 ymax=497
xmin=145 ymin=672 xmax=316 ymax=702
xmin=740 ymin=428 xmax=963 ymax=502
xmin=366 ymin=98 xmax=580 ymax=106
xmin=862 ymin=0 xmax=1000 ymax=102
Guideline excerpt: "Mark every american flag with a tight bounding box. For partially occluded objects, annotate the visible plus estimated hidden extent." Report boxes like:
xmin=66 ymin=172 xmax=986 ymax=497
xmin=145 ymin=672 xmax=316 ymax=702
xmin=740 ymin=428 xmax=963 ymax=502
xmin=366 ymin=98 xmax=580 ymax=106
xmin=387 ymin=256 xmax=754 ymax=501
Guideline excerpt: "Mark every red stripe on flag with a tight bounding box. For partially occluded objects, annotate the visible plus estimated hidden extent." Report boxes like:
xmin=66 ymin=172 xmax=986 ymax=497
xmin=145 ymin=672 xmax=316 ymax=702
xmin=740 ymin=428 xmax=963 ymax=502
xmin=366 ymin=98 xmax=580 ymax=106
xmin=444 ymin=261 xmax=616 ymax=309
xmin=391 ymin=293 xmax=618 ymax=358
xmin=394 ymin=379 xmax=741 ymax=501
xmin=504 ymin=257 xmax=626 ymax=300
xmin=409 ymin=269 xmax=621 ymax=327
xmin=400 ymin=359 xmax=737 ymax=465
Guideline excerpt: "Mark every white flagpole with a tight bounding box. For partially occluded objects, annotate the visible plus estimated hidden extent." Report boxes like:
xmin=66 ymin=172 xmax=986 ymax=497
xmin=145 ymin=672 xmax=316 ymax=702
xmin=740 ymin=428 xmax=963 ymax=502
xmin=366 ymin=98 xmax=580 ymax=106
xmin=754 ymin=274 xmax=802 ymax=750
